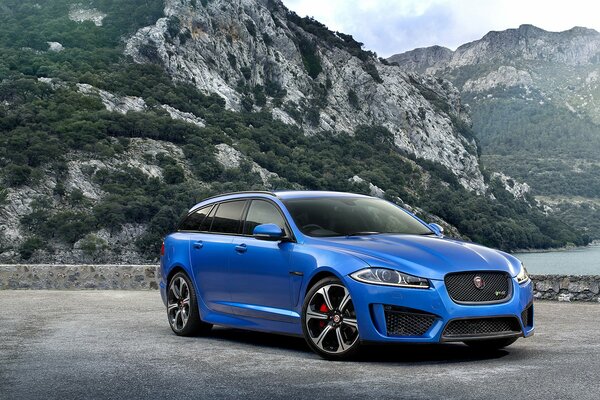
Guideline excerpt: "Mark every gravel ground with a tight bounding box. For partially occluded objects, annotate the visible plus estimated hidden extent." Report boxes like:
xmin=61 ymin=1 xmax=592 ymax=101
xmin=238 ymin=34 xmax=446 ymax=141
xmin=0 ymin=291 xmax=599 ymax=399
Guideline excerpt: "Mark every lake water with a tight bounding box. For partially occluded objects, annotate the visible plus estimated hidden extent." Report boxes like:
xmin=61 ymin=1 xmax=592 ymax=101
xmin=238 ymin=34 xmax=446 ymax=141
xmin=513 ymin=244 xmax=600 ymax=275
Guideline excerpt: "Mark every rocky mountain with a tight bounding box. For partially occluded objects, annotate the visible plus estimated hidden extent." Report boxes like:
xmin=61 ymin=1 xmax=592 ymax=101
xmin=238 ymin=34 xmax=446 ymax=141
xmin=390 ymin=24 xmax=600 ymax=238
xmin=124 ymin=0 xmax=485 ymax=192
xmin=0 ymin=2 xmax=588 ymax=263
xmin=388 ymin=45 xmax=453 ymax=75
xmin=392 ymin=25 xmax=600 ymax=73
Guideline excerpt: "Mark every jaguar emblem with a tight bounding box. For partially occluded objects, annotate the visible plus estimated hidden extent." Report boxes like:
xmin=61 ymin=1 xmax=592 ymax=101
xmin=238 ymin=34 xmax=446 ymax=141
xmin=473 ymin=276 xmax=485 ymax=290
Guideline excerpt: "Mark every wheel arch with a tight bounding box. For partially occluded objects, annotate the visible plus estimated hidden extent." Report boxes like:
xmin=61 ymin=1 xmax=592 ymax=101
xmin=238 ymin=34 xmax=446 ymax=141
xmin=166 ymin=264 xmax=189 ymax=288
xmin=304 ymin=268 xmax=343 ymax=296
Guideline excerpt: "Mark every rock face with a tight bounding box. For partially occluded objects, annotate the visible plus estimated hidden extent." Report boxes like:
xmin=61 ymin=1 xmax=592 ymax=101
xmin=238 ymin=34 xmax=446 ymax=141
xmin=124 ymin=0 xmax=485 ymax=193
xmin=391 ymin=25 xmax=600 ymax=74
xmin=462 ymin=65 xmax=533 ymax=92
xmin=491 ymin=172 xmax=531 ymax=201
xmin=46 ymin=42 xmax=64 ymax=52
xmin=77 ymin=83 xmax=147 ymax=114
xmin=388 ymin=45 xmax=453 ymax=74
xmin=76 ymin=82 xmax=206 ymax=127
xmin=389 ymin=25 xmax=600 ymax=120
xmin=348 ymin=175 xmax=384 ymax=198
xmin=0 ymin=137 xmax=195 ymax=264
xmin=68 ymin=5 xmax=107 ymax=27
xmin=389 ymin=25 xmax=600 ymax=113
xmin=214 ymin=143 xmax=279 ymax=187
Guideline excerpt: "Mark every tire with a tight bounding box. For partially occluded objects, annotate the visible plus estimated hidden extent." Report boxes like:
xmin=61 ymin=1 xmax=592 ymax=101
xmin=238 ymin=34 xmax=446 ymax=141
xmin=464 ymin=337 xmax=517 ymax=350
xmin=301 ymin=277 xmax=361 ymax=360
xmin=167 ymin=271 xmax=212 ymax=336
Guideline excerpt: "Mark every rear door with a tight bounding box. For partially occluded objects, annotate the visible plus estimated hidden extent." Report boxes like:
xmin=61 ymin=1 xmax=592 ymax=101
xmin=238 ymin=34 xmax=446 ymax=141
xmin=229 ymin=199 xmax=295 ymax=322
xmin=188 ymin=200 xmax=247 ymax=314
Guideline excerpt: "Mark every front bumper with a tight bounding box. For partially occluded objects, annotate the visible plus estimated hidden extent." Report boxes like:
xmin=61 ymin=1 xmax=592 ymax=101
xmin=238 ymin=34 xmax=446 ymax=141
xmin=345 ymin=276 xmax=534 ymax=343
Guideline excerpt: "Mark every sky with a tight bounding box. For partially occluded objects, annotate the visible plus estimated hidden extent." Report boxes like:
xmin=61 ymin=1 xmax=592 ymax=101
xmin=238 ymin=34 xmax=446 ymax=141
xmin=281 ymin=0 xmax=600 ymax=57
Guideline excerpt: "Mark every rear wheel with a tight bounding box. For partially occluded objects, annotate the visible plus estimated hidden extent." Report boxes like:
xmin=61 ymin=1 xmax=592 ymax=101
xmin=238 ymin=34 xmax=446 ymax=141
xmin=167 ymin=272 xmax=212 ymax=336
xmin=302 ymin=277 xmax=360 ymax=360
xmin=464 ymin=337 xmax=517 ymax=350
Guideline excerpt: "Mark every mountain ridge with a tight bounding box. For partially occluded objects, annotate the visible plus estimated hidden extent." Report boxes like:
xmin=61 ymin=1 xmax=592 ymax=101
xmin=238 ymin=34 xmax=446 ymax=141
xmin=390 ymin=24 xmax=600 ymax=74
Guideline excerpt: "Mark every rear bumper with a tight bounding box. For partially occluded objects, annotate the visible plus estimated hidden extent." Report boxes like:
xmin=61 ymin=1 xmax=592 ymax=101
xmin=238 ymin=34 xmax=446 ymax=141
xmin=345 ymin=276 xmax=535 ymax=343
xmin=158 ymin=260 xmax=167 ymax=307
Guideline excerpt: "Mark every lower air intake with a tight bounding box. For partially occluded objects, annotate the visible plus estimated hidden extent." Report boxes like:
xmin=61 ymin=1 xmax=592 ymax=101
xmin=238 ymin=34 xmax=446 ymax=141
xmin=442 ymin=317 xmax=521 ymax=340
xmin=385 ymin=309 xmax=437 ymax=337
xmin=521 ymin=304 xmax=533 ymax=328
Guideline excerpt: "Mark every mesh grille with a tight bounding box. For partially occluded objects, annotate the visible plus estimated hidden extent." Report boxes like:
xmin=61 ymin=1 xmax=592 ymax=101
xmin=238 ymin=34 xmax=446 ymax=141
xmin=443 ymin=317 xmax=521 ymax=338
xmin=385 ymin=310 xmax=436 ymax=337
xmin=445 ymin=272 xmax=510 ymax=303
xmin=521 ymin=304 xmax=533 ymax=327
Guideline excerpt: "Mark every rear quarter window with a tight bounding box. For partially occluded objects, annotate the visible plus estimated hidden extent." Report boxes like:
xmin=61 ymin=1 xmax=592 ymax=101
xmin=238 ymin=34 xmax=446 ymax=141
xmin=178 ymin=205 xmax=213 ymax=231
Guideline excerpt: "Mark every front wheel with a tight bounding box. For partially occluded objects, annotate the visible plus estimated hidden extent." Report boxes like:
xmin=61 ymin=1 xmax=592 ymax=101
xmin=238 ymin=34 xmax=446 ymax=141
xmin=167 ymin=272 xmax=212 ymax=336
xmin=301 ymin=277 xmax=361 ymax=360
xmin=464 ymin=337 xmax=517 ymax=350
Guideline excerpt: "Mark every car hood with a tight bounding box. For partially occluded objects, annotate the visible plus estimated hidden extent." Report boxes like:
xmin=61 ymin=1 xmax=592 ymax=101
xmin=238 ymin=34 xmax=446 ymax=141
xmin=309 ymin=234 xmax=520 ymax=280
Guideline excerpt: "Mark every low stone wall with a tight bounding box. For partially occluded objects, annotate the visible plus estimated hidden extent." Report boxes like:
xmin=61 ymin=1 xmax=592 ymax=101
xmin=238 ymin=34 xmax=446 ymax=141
xmin=531 ymin=275 xmax=600 ymax=302
xmin=0 ymin=266 xmax=598 ymax=301
xmin=0 ymin=264 xmax=159 ymax=290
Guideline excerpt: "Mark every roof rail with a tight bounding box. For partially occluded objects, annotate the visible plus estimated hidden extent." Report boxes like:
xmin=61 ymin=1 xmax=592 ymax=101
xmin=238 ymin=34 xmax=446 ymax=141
xmin=198 ymin=190 xmax=277 ymax=203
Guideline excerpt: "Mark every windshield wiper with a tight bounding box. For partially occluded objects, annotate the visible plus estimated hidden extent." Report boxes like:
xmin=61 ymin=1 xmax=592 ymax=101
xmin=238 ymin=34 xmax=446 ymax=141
xmin=345 ymin=231 xmax=382 ymax=237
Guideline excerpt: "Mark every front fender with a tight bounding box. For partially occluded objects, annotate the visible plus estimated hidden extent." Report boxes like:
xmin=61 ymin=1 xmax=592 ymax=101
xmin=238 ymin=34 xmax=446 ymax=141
xmin=290 ymin=243 xmax=369 ymax=309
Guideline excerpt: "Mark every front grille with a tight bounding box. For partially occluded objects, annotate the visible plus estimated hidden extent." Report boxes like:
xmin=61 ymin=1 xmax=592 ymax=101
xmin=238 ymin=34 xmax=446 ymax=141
xmin=521 ymin=304 xmax=533 ymax=327
xmin=385 ymin=309 xmax=436 ymax=337
xmin=442 ymin=317 xmax=521 ymax=339
xmin=445 ymin=271 xmax=511 ymax=304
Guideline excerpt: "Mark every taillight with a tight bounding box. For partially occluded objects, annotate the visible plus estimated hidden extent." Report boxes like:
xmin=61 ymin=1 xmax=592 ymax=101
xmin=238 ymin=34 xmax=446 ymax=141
xmin=160 ymin=242 xmax=165 ymax=256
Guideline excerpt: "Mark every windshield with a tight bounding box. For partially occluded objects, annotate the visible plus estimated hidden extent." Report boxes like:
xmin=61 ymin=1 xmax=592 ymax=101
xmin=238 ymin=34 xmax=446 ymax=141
xmin=282 ymin=197 xmax=433 ymax=237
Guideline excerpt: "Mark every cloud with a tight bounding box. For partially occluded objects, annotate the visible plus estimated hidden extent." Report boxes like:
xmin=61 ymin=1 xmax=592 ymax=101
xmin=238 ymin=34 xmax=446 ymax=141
xmin=281 ymin=0 xmax=600 ymax=57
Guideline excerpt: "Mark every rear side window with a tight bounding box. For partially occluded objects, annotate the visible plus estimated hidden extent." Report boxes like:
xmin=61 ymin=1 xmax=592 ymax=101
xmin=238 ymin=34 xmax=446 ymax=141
xmin=179 ymin=205 xmax=213 ymax=231
xmin=243 ymin=200 xmax=288 ymax=235
xmin=210 ymin=200 xmax=247 ymax=234
xmin=199 ymin=205 xmax=216 ymax=232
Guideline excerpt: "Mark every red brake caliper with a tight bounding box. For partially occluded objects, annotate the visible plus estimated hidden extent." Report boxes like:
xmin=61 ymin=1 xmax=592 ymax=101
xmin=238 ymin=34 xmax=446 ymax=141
xmin=319 ymin=303 xmax=329 ymax=328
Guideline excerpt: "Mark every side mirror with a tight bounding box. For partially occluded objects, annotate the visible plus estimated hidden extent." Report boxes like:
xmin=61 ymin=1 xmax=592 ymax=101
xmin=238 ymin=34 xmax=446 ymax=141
xmin=428 ymin=223 xmax=444 ymax=236
xmin=253 ymin=223 xmax=285 ymax=241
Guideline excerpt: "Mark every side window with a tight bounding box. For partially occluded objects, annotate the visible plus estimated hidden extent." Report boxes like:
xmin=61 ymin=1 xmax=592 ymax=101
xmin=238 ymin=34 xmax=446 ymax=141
xmin=243 ymin=200 xmax=288 ymax=235
xmin=178 ymin=205 xmax=212 ymax=231
xmin=210 ymin=200 xmax=247 ymax=234
xmin=199 ymin=204 xmax=217 ymax=232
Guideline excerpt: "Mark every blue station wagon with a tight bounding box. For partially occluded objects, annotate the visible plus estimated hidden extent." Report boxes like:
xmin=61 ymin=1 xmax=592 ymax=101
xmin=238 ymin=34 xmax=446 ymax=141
xmin=159 ymin=191 xmax=534 ymax=360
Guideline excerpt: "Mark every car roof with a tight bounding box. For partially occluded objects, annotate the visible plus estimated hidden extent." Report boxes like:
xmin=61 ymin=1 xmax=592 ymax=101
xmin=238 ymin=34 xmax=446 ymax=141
xmin=274 ymin=190 xmax=372 ymax=200
xmin=188 ymin=190 xmax=373 ymax=212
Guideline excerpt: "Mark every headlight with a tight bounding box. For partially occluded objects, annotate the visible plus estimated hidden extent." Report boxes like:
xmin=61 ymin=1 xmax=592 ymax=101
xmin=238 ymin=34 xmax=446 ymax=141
xmin=350 ymin=268 xmax=429 ymax=289
xmin=516 ymin=264 xmax=529 ymax=284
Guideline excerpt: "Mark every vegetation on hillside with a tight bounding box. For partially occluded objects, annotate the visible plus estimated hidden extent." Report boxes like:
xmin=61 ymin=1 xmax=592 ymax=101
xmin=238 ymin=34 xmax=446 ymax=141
xmin=464 ymin=86 xmax=600 ymax=238
xmin=0 ymin=0 xmax=591 ymax=261
xmin=469 ymin=91 xmax=600 ymax=160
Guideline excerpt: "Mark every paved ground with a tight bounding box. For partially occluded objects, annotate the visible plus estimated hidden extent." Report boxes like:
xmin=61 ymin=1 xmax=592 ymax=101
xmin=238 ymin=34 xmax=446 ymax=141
xmin=0 ymin=292 xmax=599 ymax=400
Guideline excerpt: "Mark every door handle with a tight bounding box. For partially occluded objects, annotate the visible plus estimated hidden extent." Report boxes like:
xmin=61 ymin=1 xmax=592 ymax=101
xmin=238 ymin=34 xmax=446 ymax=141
xmin=235 ymin=243 xmax=247 ymax=253
xmin=193 ymin=241 xmax=204 ymax=249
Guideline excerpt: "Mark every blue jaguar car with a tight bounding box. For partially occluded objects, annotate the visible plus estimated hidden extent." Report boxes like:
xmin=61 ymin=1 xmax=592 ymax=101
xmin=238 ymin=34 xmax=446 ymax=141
xmin=159 ymin=191 xmax=534 ymax=360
